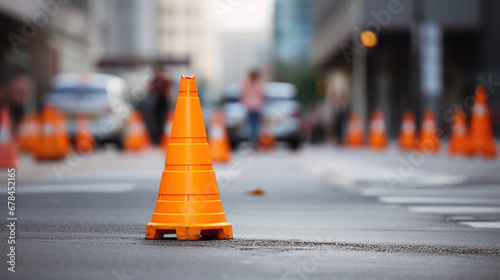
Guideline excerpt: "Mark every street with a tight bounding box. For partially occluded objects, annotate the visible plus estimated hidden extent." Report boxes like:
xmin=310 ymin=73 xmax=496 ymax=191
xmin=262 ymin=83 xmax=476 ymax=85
xmin=1 ymin=144 xmax=500 ymax=279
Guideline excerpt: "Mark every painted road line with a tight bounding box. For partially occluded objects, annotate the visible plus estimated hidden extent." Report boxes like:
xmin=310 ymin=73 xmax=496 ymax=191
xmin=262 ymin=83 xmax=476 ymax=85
xmin=360 ymin=187 xmax=500 ymax=197
xmin=16 ymin=183 xmax=136 ymax=194
xmin=379 ymin=196 xmax=500 ymax=205
xmin=408 ymin=206 xmax=500 ymax=214
xmin=460 ymin=221 xmax=500 ymax=229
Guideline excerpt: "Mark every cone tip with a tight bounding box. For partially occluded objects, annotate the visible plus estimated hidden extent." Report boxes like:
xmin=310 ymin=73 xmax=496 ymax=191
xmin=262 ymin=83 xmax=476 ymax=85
xmin=179 ymin=75 xmax=198 ymax=93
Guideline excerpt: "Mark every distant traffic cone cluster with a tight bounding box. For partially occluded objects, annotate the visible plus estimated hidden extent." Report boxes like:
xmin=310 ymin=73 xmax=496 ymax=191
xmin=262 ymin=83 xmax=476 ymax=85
xmin=258 ymin=128 xmax=275 ymax=151
xmin=398 ymin=110 xmax=416 ymax=151
xmin=0 ymin=106 xmax=19 ymax=168
xmin=368 ymin=109 xmax=387 ymax=150
xmin=419 ymin=109 xmax=440 ymax=154
xmin=342 ymin=83 xmax=497 ymax=159
xmin=33 ymin=106 xmax=69 ymax=161
xmin=209 ymin=111 xmax=232 ymax=162
xmin=146 ymin=75 xmax=233 ymax=240
xmin=448 ymin=108 xmax=467 ymax=156
xmin=17 ymin=113 xmax=39 ymax=153
xmin=2 ymin=80 xmax=497 ymax=169
xmin=124 ymin=110 xmax=151 ymax=151
xmin=160 ymin=112 xmax=174 ymax=153
xmin=345 ymin=112 xmax=364 ymax=147
xmin=465 ymin=85 xmax=497 ymax=158
xmin=75 ymin=115 xmax=95 ymax=153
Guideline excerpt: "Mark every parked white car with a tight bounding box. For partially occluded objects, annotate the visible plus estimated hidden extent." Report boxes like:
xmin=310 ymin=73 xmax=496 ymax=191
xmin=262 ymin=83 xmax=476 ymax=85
xmin=44 ymin=73 xmax=131 ymax=148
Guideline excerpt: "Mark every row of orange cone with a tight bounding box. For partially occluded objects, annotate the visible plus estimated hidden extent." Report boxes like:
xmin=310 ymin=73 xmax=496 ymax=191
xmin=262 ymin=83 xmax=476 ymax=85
xmin=345 ymin=85 xmax=497 ymax=158
xmin=1 ymin=105 xmax=73 ymax=167
xmin=128 ymin=109 xmax=232 ymax=162
xmin=0 ymin=102 xmax=233 ymax=168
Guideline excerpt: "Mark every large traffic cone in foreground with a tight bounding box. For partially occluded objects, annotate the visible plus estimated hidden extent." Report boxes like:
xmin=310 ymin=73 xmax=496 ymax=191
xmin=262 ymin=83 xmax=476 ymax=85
xmin=209 ymin=111 xmax=232 ymax=162
xmin=146 ymin=76 xmax=233 ymax=240
xmin=419 ymin=108 xmax=440 ymax=153
xmin=368 ymin=109 xmax=387 ymax=150
xmin=398 ymin=110 xmax=417 ymax=151
xmin=33 ymin=105 xmax=69 ymax=160
xmin=448 ymin=108 xmax=468 ymax=156
xmin=75 ymin=115 xmax=95 ymax=153
xmin=159 ymin=112 xmax=174 ymax=153
xmin=466 ymin=85 xmax=497 ymax=158
xmin=344 ymin=112 xmax=364 ymax=147
xmin=124 ymin=110 xmax=151 ymax=151
xmin=0 ymin=106 xmax=19 ymax=168
xmin=17 ymin=113 xmax=39 ymax=153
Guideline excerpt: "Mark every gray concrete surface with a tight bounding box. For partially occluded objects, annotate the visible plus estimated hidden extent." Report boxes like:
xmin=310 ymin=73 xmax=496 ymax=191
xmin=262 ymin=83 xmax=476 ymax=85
xmin=1 ymin=144 xmax=500 ymax=279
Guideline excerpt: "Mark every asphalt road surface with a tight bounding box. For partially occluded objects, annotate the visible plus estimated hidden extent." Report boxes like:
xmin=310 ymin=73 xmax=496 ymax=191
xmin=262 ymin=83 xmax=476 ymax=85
xmin=1 ymin=144 xmax=500 ymax=279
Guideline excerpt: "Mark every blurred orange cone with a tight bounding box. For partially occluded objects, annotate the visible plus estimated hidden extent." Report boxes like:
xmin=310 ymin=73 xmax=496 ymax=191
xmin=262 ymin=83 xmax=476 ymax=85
xmin=448 ymin=108 xmax=468 ymax=156
xmin=209 ymin=111 xmax=232 ymax=162
xmin=146 ymin=75 xmax=232 ymax=240
xmin=368 ymin=109 xmax=387 ymax=150
xmin=259 ymin=128 xmax=275 ymax=151
xmin=0 ymin=106 xmax=19 ymax=168
xmin=33 ymin=105 xmax=69 ymax=161
xmin=398 ymin=110 xmax=417 ymax=151
xmin=418 ymin=108 xmax=440 ymax=154
xmin=159 ymin=112 xmax=174 ymax=153
xmin=75 ymin=114 xmax=95 ymax=153
xmin=344 ymin=112 xmax=364 ymax=147
xmin=17 ymin=113 xmax=39 ymax=153
xmin=466 ymin=85 xmax=497 ymax=158
xmin=123 ymin=110 xmax=151 ymax=151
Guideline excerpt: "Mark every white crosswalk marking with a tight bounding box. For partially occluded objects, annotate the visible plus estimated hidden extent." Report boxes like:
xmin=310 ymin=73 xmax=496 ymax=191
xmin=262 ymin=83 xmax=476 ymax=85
xmin=459 ymin=221 xmax=500 ymax=228
xmin=297 ymin=147 xmax=500 ymax=230
xmin=17 ymin=183 xmax=136 ymax=194
xmin=379 ymin=196 xmax=500 ymax=205
xmin=359 ymin=185 xmax=500 ymax=229
xmin=408 ymin=206 xmax=500 ymax=214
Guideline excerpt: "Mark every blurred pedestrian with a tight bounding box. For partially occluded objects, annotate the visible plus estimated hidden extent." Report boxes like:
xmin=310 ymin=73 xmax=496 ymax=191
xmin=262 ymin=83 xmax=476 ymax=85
xmin=7 ymin=66 xmax=35 ymax=129
xmin=241 ymin=70 xmax=264 ymax=147
xmin=147 ymin=64 xmax=172 ymax=144
xmin=332 ymin=94 xmax=347 ymax=145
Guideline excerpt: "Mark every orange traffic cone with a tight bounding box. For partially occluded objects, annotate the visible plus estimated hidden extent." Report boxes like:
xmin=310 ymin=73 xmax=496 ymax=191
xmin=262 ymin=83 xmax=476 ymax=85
xmin=398 ymin=110 xmax=417 ymax=151
xmin=344 ymin=112 xmax=364 ymax=147
xmin=0 ymin=106 xmax=19 ymax=168
xmin=124 ymin=110 xmax=151 ymax=151
xmin=159 ymin=112 xmax=174 ymax=153
xmin=368 ymin=109 xmax=387 ymax=150
xmin=209 ymin=111 xmax=232 ymax=162
xmin=418 ymin=108 xmax=440 ymax=153
xmin=33 ymin=105 xmax=69 ymax=161
xmin=466 ymin=85 xmax=497 ymax=158
xmin=145 ymin=76 xmax=232 ymax=240
xmin=448 ymin=108 xmax=468 ymax=156
xmin=17 ymin=113 xmax=39 ymax=153
xmin=75 ymin=115 xmax=95 ymax=153
xmin=259 ymin=128 xmax=275 ymax=151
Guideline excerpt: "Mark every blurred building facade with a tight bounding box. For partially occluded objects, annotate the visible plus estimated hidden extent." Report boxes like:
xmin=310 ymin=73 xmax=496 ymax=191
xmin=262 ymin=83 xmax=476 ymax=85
xmin=0 ymin=0 xmax=101 ymax=110
xmin=272 ymin=0 xmax=319 ymax=110
xmin=157 ymin=0 xmax=221 ymax=94
xmin=312 ymin=0 xmax=500 ymax=137
xmin=273 ymin=0 xmax=312 ymax=65
xmin=0 ymin=0 xmax=227 ymax=109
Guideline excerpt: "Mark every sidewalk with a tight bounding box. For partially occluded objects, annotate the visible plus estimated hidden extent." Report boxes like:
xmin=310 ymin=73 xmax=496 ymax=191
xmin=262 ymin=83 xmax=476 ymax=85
xmin=296 ymin=143 xmax=500 ymax=188
xmin=297 ymin=143 xmax=500 ymax=229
